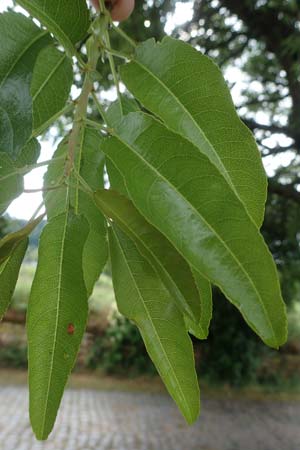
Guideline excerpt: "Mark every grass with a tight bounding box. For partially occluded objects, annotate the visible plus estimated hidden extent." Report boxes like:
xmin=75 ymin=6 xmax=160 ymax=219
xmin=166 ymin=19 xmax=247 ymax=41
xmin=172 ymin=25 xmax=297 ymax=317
xmin=0 ymin=369 xmax=165 ymax=393
xmin=0 ymin=368 xmax=300 ymax=402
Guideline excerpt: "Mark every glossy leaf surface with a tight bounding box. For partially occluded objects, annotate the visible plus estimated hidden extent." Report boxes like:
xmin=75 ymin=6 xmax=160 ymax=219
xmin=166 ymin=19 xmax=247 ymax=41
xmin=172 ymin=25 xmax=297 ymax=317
xmin=101 ymin=112 xmax=287 ymax=348
xmin=0 ymin=238 xmax=28 ymax=320
xmin=28 ymin=211 xmax=89 ymax=440
xmin=121 ymin=37 xmax=267 ymax=227
xmin=109 ymin=225 xmax=200 ymax=423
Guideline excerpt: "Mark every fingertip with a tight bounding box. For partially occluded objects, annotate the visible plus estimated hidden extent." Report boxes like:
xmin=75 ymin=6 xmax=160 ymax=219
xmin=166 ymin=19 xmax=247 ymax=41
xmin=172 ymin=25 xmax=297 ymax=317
xmin=111 ymin=0 xmax=135 ymax=21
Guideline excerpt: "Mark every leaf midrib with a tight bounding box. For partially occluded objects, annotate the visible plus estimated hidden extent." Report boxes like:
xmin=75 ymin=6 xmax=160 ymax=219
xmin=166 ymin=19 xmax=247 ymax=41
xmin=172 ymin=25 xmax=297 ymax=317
xmin=127 ymin=59 xmax=235 ymax=192
xmin=16 ymin=1 xmax=75 ymax=57
xmin=40 ymin=209 xmax=69 ymax=437
xmin=111 ymin=226 xmax=194 ymax=423
xmin=110 ymin=133 xmax=277 ymax=345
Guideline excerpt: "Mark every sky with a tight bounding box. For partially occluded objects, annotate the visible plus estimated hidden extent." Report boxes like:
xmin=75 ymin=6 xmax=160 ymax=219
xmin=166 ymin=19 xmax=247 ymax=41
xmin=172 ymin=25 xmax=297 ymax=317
xmin=1 ymin=0 xmax=293 ymax=219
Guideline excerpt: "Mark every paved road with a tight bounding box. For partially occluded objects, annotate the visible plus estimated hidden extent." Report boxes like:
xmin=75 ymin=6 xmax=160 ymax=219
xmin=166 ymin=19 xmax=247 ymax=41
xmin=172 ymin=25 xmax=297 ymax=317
xmin=0 ymin=386 xmax=299 ymax=450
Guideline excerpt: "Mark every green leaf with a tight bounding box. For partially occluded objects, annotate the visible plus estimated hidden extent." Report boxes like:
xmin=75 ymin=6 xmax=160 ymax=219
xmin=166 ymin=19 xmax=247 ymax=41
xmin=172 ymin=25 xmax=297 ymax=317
xmin=121 ymin=37 xmax=267 ymax=228
xmin=44 ymin=128 xmax=108 ymax=296
xmin=0 ymin=139 xmax=41 ymax=215
xmin=16 ymin=0 xmax=90 ymax=58
xmin=0 ymin=153 xmax=23 ymax=215
xmin=106 ymin=96 xmax=140 ymax=128
xmin=27 ymin=210 xmax=89 ymax=440
xmin=106 ymin=97 xmax=140 ymax=196
xmin=0 ymin=238 xmax=28 ymax=320
xmin=101 ymin=112 xmax=287 ymax=348
xmin=108 ymin=225 xmax=200 ymax=424
xmin=94 ymin=189 xmax=208 ymax=335
xmin=0 ymin=12 xmax=50 ymax=159
xmin=72 ymin=128 xmax=108 ymax=296
xmin=31 ymin=45 xmax=73 ymax=134
xmin=0 ymin=215 xmax=43 ymax=265
xmin=43 ymin=140 xmax=68 ymax=218
xmin=185 ymin=269 xmax=212 ymax=339
xmin=105 ymin=99 xmax=212 ymax=337
xmin=0 ymin=106 xmax=13 ymax=154
xmin=16 ymin=138 xmax=41 ymax=168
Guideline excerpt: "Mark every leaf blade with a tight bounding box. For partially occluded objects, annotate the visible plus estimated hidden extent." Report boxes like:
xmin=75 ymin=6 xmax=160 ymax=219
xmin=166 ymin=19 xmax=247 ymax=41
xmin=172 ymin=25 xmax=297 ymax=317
xmin=27 ymin=210 xmax=89 ymax=440
xmin=0 ymin=215 xmax=43 ymax=265
xmin=0 ymin=238 xmax=28 ymax=320
xmin=0 ymin=153 xmax=23 ymax=215
xmin=95 ymin=189 xmax=205 ymax=329
xmin=121 ymin=37 xmax=267 ymax=228
xmin=16 ymin=0 xmax=90 ymax=58
xmin=108 ymin=225 xmax=200 ymax=424
xmin=0 ymin=12 xmax=50 ymax=159
xmin=31 ymin=45 xmax=73 ymax=133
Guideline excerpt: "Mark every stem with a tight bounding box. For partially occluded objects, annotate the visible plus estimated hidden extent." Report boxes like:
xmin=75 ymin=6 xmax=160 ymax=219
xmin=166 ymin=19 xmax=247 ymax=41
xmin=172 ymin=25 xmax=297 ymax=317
xmin=0 ymin=156 xmax=66 ymax=183
xmin=72 ymin=166 xmax=94 ymax=197
xmin=106 ymin=39 xmax=123 ymax=115
xmin=99 ymin=0 xmax=123 ymax=115
xmin=29 ymin=201 xmax=45 ymax=222
xmin=65 ymin=35 xmax=101 ymax=177
xmin=84 ymin=118 xmax=112 ymax=133
xmin=24 ymin=184 xmax=64 ymax=194
xmin=74 ymin=127 xmax=85 ymax=215
xmin=103 ymin=47 xmax=132 ymax=60
xmin=111 ymin=23 xmax=137 ymax=48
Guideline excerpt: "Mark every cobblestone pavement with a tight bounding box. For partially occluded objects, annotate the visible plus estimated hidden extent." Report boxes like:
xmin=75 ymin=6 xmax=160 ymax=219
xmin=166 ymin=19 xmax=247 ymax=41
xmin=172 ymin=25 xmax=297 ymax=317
xmin=0 ymin=386 xmax=299 ymax=450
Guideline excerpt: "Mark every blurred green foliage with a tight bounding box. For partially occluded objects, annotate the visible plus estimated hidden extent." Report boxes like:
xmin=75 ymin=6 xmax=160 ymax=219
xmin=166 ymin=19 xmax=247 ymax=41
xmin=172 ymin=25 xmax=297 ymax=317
xmin=87 ymin=314 xmax=156 ymax=375
xmin=0 ymin=344 xmax=27 ymax=369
